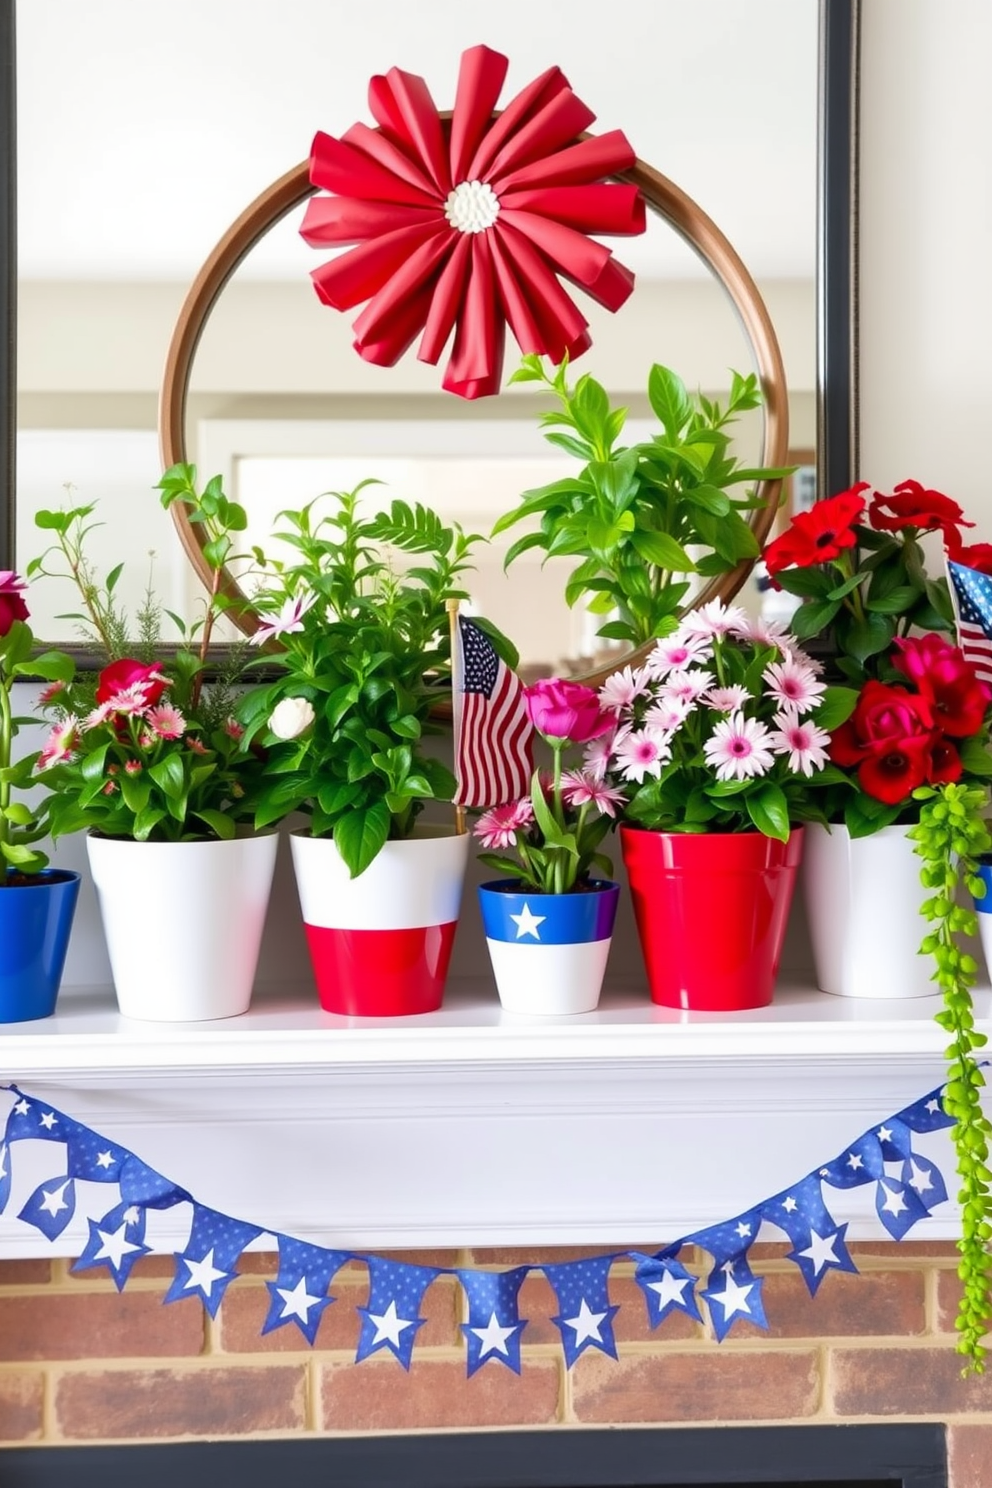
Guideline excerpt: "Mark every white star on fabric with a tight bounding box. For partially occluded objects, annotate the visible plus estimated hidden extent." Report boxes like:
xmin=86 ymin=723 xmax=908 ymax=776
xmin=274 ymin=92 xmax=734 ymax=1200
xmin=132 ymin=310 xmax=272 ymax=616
xmin=710 ymin=1271 xmax=753 ymax=1319
xmin=183 ymin=1249 xmax=228 ymax=1296
xmin=926 ymin=1099 xmax=940 ymax=1114
xmin=95 ymin=1151 xmax=114 ymax=1169
xmin=509 ymin=903 xmax=546 ymax=940
xmin=39 ymin=1112 xmax=57 ymax=1130
xmin=368 ymin=1300 xmax=415 ymax=1347
xmin=564 ymin=1298 xmax=608 ymax=1344
xmin=39 ymin=1180 xmax=71 ymax=1217
xmin=877 ymin=1126 xmax=893 ymax=1143
xmin=0 ymin=1144 xmax=6 ymax=1180
xmin=735 ymin=1222 xmax=752 ymax=1238
xmin=648 ymin=1270 xmax=693 ymax=1310
xmin=798 ymin=1228 xmax=840 ymax=1275
xmin=470 ymin=1311 xmax=517 ymax=1357
xmin=94 ymin=1223 xmax=142 ymax=1269
xmin=880 ymin=1184 xmax=908 ymax=1217
xmin=123 ymin=1206 xmax=141 ymax=1226
xmin=782 ymin=1197 xmax=798 ymax=1213
xmin=13 ymin=1099 xmax=29 ymax=1116
xmin=276 ymin=1277 xmax=321 ymax=1323
xmin=908 ymin=1160 xmax=934 ymax=1194
xmin=847 ymin=1153 xmax=864 ymax=1171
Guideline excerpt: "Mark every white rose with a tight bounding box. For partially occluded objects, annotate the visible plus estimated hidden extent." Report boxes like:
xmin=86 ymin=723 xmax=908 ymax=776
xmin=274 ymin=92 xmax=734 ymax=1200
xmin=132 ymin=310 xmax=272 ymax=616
xmin=268 ymin=697 xmax=316 ymax=741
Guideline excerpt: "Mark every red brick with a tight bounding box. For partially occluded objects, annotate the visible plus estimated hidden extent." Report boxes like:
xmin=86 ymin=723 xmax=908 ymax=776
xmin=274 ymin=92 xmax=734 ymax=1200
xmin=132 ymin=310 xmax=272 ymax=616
xmin=55 ymin=1365 xmax=305 ymax=1439
xmin=0 ymin=1371 xmax=44 ymax=1441
xmin=340 ymin=1249 xmax=461 ymax=1274
xmin=936 ymin=1268 xmax=971 ymax=1333
xmin=319 ymin=1356 xmax=560 ymax=1430
xmin=67 ymin=1255 xmax=176 ymax=1282
xmin=468 ymin=1246 xmax=655 ymax=1267
xmin=831 ymin=1344 xmax=992 ymax=1415
xmin=0 ymin=1260 xmax=51 ymax=1285
xmin=948 ymin=1423 xmax=992 ymax=1488
xmin=0 ymin=1290 xmax=204 ymax=1361
xmin=848 ymin=1240 xmax=959 ymax=1260
xmin=731 ymin=1270 xmax=926 ymax=1340
xmin=572 ymin=1348 xmax=820 ymax=1422
xmin=218 ymin=1275 xmax=459 ymax=1353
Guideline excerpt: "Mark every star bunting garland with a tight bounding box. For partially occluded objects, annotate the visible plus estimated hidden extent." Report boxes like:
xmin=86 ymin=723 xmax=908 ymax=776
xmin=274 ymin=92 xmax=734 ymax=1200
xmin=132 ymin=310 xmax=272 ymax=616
xmin=0 ymin=1081 xmax=960 ymax=1373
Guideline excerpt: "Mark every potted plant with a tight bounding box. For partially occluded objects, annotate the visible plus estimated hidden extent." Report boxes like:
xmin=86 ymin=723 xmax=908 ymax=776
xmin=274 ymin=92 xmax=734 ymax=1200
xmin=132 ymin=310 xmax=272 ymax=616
xmin=31 ymin=467 xmax=278 ymax=1023
xmin=596 ymin=599 xmax=848 ymax=1011
xmin=0 ymin=572 xmax=80 ymax=1022
xmin=494 ymin=355 xmax=793 ymax=651
xmin=472 ymin=678 xmax=623 ymax=1015
xmin=240 ymin=485 xmax=483 ymax=1017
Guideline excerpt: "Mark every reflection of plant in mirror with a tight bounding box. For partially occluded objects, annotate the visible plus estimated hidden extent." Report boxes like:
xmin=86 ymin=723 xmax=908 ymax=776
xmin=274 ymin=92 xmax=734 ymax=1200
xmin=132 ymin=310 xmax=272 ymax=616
xmin=495 ymin=355 xmax=791 ymax=648
xmin=240 ymin=485 xmax=490 ymax=878
xmin=30 ymin=467 xmax=264 ymax=842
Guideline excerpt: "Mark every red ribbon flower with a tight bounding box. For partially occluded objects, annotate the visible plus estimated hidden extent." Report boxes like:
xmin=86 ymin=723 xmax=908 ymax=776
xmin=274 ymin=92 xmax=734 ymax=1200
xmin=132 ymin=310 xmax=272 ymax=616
xmin=300 ymin=45 xmax=645 ymax=399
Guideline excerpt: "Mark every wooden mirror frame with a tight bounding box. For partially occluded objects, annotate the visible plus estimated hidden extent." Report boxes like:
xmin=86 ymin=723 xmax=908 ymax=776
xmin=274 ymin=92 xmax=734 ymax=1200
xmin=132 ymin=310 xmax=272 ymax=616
xmin=158 ymin=153 xmax=789 ymax=681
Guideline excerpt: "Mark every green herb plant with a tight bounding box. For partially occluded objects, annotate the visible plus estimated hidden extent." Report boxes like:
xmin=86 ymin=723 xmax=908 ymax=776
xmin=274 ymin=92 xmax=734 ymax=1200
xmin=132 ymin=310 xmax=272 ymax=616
xmin=494 ymin=355 xmax=791 ymax=647
xmin=910 ymin=781 xmax=992 ymax=1372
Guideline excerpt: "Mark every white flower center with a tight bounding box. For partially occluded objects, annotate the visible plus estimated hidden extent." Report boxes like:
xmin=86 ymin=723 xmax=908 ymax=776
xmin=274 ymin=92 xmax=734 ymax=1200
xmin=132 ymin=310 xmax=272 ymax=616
xmin=444 ymin=180 xmax=500 ymax=234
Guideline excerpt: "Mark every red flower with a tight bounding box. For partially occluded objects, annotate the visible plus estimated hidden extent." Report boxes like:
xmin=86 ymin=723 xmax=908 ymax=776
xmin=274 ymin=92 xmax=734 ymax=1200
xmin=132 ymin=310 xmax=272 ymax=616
xmin=830 ymin=679 xmax=936 ymax=805
xmin=763 ymin=484 xmax=868 ymax=580
xmin=524 ymin=678 xmax=613 ymax=743
xmin=927 ymin=737 xmax=963 ymax=785
xmin=300 ymin=45 xmax=645 ymax=399
xmin=96 ymin=660 xmax=169 ymax=710
xmin=892 ymin=634 xmax=991 ymax=737
xmin=0 ymin=571 xmax=29 ymax=638
xmin=867 ymin=478 xmax=974 ymax=544
xmin=945 ymin=537 xmax=992 ymax=575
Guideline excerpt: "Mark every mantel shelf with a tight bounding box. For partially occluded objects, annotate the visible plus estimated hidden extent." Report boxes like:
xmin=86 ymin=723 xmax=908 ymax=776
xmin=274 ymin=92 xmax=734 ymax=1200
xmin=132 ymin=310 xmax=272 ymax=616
xmin=2 ymin=980 xmax=985 ymax=1257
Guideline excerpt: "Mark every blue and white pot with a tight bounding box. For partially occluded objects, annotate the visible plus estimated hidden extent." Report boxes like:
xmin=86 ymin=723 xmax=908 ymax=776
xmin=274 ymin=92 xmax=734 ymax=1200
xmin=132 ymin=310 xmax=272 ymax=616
xmin=477 ymin=880 xmax=620 ymax=1015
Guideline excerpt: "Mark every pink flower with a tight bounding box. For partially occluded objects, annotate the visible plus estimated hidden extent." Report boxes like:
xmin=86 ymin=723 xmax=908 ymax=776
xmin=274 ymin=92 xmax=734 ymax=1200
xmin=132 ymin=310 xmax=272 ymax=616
xmin=645 ymin=632 xmax=713 ymax=678
xmin=703 ymin=712 xmax=775 ymax=782
xmin=598 ymin=665 xmax=648 ymax=714
xmin=474 ymin=798 xmax=534 ymax=849
xmin=104 ymin=684 xmax=157 ymax=717
xmin=583 ymin=728 xmax=619 ymax=780
xmin=37 ymin=715 xmax=79 ymax=769
xmin=658 ymin=668 xmax=714 ymax=707
xmin=251 ymin=590 xmax=319 ymax=646
xmin=38 ymin=679 xmax=65 ymax=705
xmin=224 ymin=717 xmax=245 ymax=740
xmin=643 ymin=698 xmax=690 ymax=733
xmin=768 ymin=707 xmax=831 ymax=777
xmin=729 ymin=615 xmax=791 ymax=652
xmin=124 ymin=759 xmax=142 ymax=776
xmin=146 ymin=703 xmax=186 ymax=740
xmin=679 ymin=600 xmax=748 ymax=640
xmin=524 ymin=678 xmax=614 ymax=743
xmin=561 ymin=770 xmax=627 ymax=818
xmin=612 ymin=727 xmax=671 ymax=783
xmin=0 ymin=571 xmax=29 ymax=637
xmin=186 ymin=736 xmax=211 ymax=756
xmin=704 ymin=684 xmax=751 ymax=712
xmin=763 ymin=658 xmax=827 ymax=715
xmin=96 ymin=660 xmax=168 ymax=709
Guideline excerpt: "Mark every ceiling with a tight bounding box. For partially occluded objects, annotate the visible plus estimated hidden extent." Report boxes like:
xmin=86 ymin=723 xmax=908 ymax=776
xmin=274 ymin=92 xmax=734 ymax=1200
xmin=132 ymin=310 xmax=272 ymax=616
xmin=14 ymin=0 xmax=818 ymax=282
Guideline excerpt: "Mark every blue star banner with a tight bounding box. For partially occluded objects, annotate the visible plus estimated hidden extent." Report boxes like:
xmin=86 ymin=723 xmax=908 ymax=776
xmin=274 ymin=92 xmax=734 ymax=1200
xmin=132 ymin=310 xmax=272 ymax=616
xmin=0 ymin=1079 xmax=963 ymax=1373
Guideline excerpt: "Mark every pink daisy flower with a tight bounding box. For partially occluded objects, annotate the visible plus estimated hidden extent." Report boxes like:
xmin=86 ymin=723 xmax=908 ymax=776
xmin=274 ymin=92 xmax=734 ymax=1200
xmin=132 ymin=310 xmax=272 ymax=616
xmin=474 ymin=798 xmax=534 ymax=850
xmin=104 ymin=684 xmax=156 ymax=718
xmin=703 ymin=684 xmax=751 ymax=712
xmin=37 ymin=715 xmax=80 ymax=769
xmin=598 ymin=665 xmax=649 ymax=714
xmin=81 ymin=702 xmax=116 ymax=731
xmin=186 ymin=736 xmax=211 ymax=756
xmin=146 ymin=703 xmax=186 ymax=740
xmin=38 ymin=679 xmax=66 ymax=705
xmin=643 ymin=697 xmax=690 ymax=733
xmin=768 ymin=707 xmax=832 ymax=777
xmin=679 ymin=599 xmax=748 ymax=640
xmin=124 ymin=759 xmax=142 ymax=776
xmin=561 ymin=770 xmax=628 ymax=818
xmin=659 ymin=668 xmax=715 ymax=707
xmin=763 ymin=658 xmax=827 ymax=715
xmin=645 ymin=632 xmax=713 ymax=678
xmin=224 ymin=717 xmax=245 ymax=740
xmin=703 ymin=712 xmax=774 ymax=782
xmin=583 ymin=727 xmax=620 ymax=780
xmin=250 ymin=590 xmax=319 ymax=646
xmin=612 ymin=727 xmax=671 ymax=783
xmin=729 ymin=615 xmax=791 ymax=652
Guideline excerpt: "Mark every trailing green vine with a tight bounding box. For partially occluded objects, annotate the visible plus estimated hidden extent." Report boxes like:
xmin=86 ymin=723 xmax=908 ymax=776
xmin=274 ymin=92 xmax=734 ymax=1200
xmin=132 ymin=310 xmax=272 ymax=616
xmin=910 ymin=781 xmax=992 ymax=1372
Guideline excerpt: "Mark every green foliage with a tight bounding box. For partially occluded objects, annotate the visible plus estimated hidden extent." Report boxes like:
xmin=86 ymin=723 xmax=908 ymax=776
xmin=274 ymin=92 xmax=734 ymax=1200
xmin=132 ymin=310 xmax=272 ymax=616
xmin=499 ymin=355 xmax=791 ymax=646
xmin=909 ymin=782 xmax=992 ymax=1373
xmin=0 ymin=617 xmax=75 ymax=876
xmin=243 ymin=487 xmax=483 ymax=877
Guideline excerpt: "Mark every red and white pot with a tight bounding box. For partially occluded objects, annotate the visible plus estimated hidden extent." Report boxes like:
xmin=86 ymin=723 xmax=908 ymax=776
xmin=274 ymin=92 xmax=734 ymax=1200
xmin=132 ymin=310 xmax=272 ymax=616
xmin=289 ymin=826 xmax=470 ymax=1016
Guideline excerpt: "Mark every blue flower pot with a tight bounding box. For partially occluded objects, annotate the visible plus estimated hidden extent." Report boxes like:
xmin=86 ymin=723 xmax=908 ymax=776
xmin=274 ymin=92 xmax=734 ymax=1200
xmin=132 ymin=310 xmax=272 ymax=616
xmin=477 ymin=879 xmax=620 ymax=1014
xmin=0 ymin=869 xmax=81 ymax=1022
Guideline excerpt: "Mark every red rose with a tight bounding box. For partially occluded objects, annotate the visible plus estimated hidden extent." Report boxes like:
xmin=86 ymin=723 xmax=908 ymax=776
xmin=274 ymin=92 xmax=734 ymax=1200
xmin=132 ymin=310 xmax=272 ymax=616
xmin=763 ymin=483 xmax=868 ymax=581
xmin=96 ymin=659 xmax=169 ymax=709
xmin=867 ymin=478 xmax=974 ymax=544
xmin=524 ymin=679 xmax=613 ymax=744
xmin=892 ymin=634 xmax=991 ymax=737
xmin=830 ymin=679 xmax=936 ymax=805
xmin=0 ymin=571 xmax=29 ymax=638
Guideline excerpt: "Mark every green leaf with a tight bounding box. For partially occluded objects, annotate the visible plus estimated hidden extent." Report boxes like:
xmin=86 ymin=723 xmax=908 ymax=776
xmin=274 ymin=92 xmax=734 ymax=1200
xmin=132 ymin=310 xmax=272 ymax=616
xmin=773 ymin=567 xmax=835 ymax=600
xmin=814 ymin=686 xmax=860 ymax=731
xmin=333 ymin=799 xmax=391 ymax=878
xmin=788 ymin=598 xmax=842 ymax=640
xmin=959 ymin=736 xmax=992 ymax=779
xmin=866 ymin=585 xmax=920 ymax=614
xmin=647 ymin=364 xmax=692 ymax=434
xmin=745 ymin=783 xmax=791 ymax=841
xmin=191 ymin=809 xmax=237 ymax=840
xmin=148 ymin=754 xmax=186 ymax=800
xmin=629 ymin=530 xmax=697 ymax=572
xmin=844 ymin=610 xmax=895 ymax=663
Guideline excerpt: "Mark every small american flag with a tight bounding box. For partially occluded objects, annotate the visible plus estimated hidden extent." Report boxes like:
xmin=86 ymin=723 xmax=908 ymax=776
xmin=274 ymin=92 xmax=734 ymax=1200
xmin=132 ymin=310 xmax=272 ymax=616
xmin=452 ymin=616 xmax=533 ymax=808
xmin=947 ymin=560 xmax=992 ymax=684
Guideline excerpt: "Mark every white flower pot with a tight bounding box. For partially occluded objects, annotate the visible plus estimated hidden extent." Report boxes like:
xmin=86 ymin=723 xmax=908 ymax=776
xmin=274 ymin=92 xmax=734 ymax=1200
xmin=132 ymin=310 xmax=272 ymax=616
xmin=289 ymin=826 xmax=470 ymax=1016
xmin=87 ymin=831 xmax=278 ymax=1021
xmin=802 ymin=822 xmax=935 ymax=999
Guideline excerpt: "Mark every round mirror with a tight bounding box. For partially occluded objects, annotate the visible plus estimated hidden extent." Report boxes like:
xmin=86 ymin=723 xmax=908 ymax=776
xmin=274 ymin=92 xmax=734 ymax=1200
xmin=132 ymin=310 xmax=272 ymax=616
xmin=159 ymin=153 xmax=789 ymax=682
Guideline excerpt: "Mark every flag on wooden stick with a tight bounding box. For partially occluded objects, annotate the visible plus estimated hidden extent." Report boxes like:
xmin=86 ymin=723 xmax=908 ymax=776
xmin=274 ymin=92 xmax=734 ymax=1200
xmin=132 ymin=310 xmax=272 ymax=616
xmin=947 ymin=559 xmax=992 ymax=684
xmin=452 ymin=615 xmax=533 ymax=808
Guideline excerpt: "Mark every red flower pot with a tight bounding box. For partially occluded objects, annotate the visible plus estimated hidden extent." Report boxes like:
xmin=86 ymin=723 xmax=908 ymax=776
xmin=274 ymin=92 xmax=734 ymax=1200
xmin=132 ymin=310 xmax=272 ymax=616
xmin=620 ymin=825 xmax=805 ymax=1011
